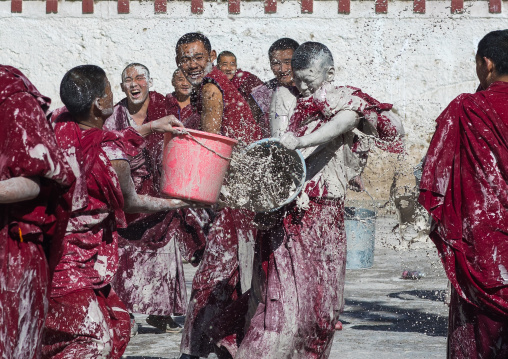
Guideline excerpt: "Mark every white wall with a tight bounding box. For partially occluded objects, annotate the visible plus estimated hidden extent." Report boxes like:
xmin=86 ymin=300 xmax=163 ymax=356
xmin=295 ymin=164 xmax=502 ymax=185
xmin=1 ymin=0 xmax=507 ymax=158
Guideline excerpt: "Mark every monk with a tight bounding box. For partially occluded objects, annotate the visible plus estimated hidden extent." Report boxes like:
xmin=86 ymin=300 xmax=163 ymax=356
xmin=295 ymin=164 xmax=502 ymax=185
xmin=42 ymin=65 xmax=192 ymax=359
xmin=420 ymin=30 xmax=508 ymax=359
xmin=249 ymin=38 xmax=300 ymax=137
xmin=0 ymin=65 xmax=75 ymax=359
xmin=175 ymin=32 xmax=262 ymax=359
xmin=237 ymin=42 xmax=404 ymax=359
xmin=217 ymin=50 xmax=263 ymax=104
xmin=105 ymin=63 xmax=209 ymax=334
xmin=166 ymin=68 xmax=200 ymax=129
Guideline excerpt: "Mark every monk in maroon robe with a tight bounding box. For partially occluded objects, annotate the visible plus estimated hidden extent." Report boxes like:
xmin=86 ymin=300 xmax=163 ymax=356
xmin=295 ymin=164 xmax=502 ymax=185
xmin=176 ymin=33 xmax=263 ymax=359
xmin=105 ymin=63 xmax=208 ymax=333
xmin=42 ymin=65 xmax=189 ymax=359
xmin=0 ymin=65 xmax=75 ymax=359
xmin=420 ymin=30 xmax=508 ymax=359
xmin=237 ymin=42 xmax=404 ymax=359
xmin=249 ymin=38 xmax=300 ymax=138
xmin=166 ymin=68 xmax=200 ymax=130
xmin=217 ymin=51 xmax=263 ymax=104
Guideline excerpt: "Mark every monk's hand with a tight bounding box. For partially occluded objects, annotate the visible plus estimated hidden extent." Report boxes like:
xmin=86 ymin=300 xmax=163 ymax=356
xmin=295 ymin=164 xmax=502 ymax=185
xmin=280 ymin=132 xmax=300 ymax=150
xmin=151 ymin=115 xmax=184 ymax=134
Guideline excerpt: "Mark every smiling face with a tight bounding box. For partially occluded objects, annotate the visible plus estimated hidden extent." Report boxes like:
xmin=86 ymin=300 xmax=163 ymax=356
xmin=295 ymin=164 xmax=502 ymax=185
xmin=293 ymin=59 xmax=334 ymax=97
xmin=176 ymin=40 xmax=216 ymax=87
xmin=172 ymin=70 xmax=192 ymax=97
xmin=270 ymin=49 xmax=295 ymax=87
xmin=218 ymin=55 xmax=237 ymax=81
xmin=121 ymin=65 xmax=151 ymax=106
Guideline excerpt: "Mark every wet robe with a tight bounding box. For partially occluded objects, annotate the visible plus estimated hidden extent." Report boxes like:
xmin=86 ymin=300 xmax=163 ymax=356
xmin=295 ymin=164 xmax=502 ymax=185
xmin=104 ymin=92 xmax=208 ymax=316
xmin=42 ymin=116 xmax=142 ymax=359
xmin=237 ymin=84 xmax=403 ymax=359
xmin=229 ymin=69 xmax=263 ymax=104
xmin=419 ymin=81 xmax=508 ymax=359
xmin=180 ymin=67 xmax=262 ymax=358
xmin=166 ymin=91 xmax=200 ymax=130
xmin=0 ymin=65 xmax=74 ymax=359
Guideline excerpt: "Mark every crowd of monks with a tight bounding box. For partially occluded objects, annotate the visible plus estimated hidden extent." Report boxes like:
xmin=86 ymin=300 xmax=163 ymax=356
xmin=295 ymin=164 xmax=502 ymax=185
xmin=1 ymin=29 xmax=508 ymax=359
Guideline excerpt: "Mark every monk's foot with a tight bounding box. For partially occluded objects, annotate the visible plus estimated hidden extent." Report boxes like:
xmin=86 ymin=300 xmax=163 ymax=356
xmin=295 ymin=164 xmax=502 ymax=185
xmin=335 ymin=320 xmax=343 ymax=330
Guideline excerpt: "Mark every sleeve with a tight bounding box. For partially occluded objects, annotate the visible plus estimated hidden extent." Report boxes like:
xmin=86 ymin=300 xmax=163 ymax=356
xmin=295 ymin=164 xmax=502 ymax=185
xmin=269 ymin=86 xmax=297 ymax=137
xmin=0 ymin=93 xmax=75 ymax=187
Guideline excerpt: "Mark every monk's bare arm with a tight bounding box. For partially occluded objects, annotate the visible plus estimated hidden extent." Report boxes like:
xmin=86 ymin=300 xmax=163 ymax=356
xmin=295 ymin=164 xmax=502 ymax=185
xmin=0 ymin=177 xmax=41 ymax=204
xmin=135 ymin=115 xmax=184 ymax=137
xmin=281 ymin=110 xmax=359 ymax=150
xmin=201 ymin=83 xmax=223 ymax=134
xmin=111 ymin=160 xmax=189 ymax=213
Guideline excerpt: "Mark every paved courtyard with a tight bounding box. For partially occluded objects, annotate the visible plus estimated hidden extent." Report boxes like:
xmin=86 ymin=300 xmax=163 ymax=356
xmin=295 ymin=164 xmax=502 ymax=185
xmin=122 ymin=215 xmax=449 ymax=359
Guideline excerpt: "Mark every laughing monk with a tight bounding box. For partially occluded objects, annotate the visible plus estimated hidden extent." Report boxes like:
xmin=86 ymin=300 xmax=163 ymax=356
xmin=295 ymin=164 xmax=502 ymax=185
xmin=0 ymin=65 xmax=75 ymax=359
xmin=42 ymin=65 xmax=192 ymax=359
xmin=175 ymin=32 xmax=262 ymax=359
xmin=105 ymin=63 xmax=208 ymax=334
xmin=420 ymin=30 xmax=508 ymax=359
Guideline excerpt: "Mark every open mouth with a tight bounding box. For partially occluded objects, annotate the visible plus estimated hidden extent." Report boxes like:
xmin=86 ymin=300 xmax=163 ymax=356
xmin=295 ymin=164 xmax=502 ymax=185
xmin=130 ymin=89 xmax=142 ymax=99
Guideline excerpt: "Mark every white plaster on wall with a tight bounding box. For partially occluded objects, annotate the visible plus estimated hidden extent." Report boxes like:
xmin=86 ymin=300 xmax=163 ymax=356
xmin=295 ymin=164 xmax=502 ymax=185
xmin=0 ymin=0 xmax=506 ymax=156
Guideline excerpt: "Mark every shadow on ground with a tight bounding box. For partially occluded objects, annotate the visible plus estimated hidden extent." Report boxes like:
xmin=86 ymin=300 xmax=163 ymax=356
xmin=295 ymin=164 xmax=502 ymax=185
xmin=343 ymin=290 xmax=447 ymax=337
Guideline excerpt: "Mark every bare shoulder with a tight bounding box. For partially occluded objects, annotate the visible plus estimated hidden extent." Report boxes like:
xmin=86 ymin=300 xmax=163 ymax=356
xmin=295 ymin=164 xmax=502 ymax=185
xmin=202 ymin=82 xmax=222 ymax=96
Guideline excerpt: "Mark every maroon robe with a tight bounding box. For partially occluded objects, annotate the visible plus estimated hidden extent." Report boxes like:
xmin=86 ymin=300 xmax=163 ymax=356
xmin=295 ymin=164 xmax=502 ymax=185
xmin=104 ymin=92 xmax=208 ymax=316
xmin=229 ymin=69 xmax=263 ymax=104
xmin=0 ymin=65 xmax=75 ymax=359
xmin=238 ymin=85 xmax=403 ymax=358
xmin=42 ymin=116 xmax=142 ymax=359
xmin=166 ymin=92 xmax=200 ymax=130
xmin=419 ymin=81 xmax=508 ymax=358
xmin=180 ymin=67 xmax=262 ymax=357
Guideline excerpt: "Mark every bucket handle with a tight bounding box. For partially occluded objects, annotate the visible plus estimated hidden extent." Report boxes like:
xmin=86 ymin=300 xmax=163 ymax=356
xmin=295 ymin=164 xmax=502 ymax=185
xmin=175 ymin=129 xmax=233 ymax=161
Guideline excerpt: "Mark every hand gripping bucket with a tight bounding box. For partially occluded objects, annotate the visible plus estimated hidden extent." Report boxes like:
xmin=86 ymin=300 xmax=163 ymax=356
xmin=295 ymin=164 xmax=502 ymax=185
xmin=345 ymin=207 xmax=376 ymax=269
xmin=161 ymin=129 xmax=238 ymax=204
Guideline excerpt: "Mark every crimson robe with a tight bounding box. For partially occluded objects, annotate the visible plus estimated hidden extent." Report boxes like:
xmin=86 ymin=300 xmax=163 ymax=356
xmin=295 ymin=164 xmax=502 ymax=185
xmin=0 ymin=65 xmax=75 ymax=359
xmin=419 ymin=81 xmax=508 ymax=358
xmin=166 ymin=92 xmax=200 ymax=130
xmin=180 ymin=67 xmax=262 ymax=357
xmin=42 ymin=115 xmax=142 ymax=359
xmin=229 ymin=69 xmax=263 ymax=104
xmin=104 ymin=92 xmax=208 ymax=316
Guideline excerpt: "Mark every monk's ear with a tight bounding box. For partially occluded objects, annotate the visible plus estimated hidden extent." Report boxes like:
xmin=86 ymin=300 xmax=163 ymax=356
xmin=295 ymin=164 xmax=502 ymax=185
xmin=210 ymin=50 xmax=217 ymax=64
xmin=326 ymin=66 xmax=335 ymax=83
xmin=484 ymin=57 xmax=495 ymax=74
xmin=148 ymin=77 xmax=153 ymax=88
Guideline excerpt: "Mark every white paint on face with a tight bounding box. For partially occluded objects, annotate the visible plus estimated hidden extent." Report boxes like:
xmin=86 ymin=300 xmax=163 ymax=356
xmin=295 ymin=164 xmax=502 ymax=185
xmin=121 ymin=65 xmax=151 ymax=105
xmin=293 ymin=59 xmax=331 ymax=98
xmin=176 ymin=41 xmax=216 ymax=87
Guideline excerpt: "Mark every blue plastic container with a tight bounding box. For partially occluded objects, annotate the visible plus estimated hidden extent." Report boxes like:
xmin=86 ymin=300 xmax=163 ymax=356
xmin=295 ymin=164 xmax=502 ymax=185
xmin=345 ymin=207 xmax=376 ymax=269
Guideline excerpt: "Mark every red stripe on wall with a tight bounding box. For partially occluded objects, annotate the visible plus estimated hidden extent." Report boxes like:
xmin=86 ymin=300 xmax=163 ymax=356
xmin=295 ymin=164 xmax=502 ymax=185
xmin=11 ymin=0 xmax=22 ymax=13
xmin=264 ymin=0 xmax=277 ymax=13
xmin=118 ymin=0 xmax=129 ymax=14
xmin=154 ymin=0 xmax=167 ymax=13
xmin=301 ymin=0 xmax=313 ymax=13
xmin=338 ymin=0 xmax=350 ymax=14
xmin=229 ymin=0 xmax=240 ymax=14
xmin=375 ymin=0 xmax=388 ymax=13
xmin=46 ymin=0 xmax=58 ymax=13
xmin=489 ymin=0 xmax=501 ymax=13
xmin=191 ymin=0 xmax=204 ymax=14
xmin=450 ymin=0 xmax=464 ymax=13
xmin=82 ymin=0 xmax=93 ymax=14
xmin=413 ymin=0 xmax=425 ymax=13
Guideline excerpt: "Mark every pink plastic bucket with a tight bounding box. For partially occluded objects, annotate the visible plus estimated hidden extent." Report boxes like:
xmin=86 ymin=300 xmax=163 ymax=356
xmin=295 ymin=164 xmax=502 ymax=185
xmin=161 ymin=129 xmax=238 ymax=204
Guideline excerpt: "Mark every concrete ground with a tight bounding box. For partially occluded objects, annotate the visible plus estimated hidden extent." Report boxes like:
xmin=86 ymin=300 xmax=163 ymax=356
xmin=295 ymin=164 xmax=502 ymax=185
xmin=122 ymin=215 xmax=449 ymax=359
